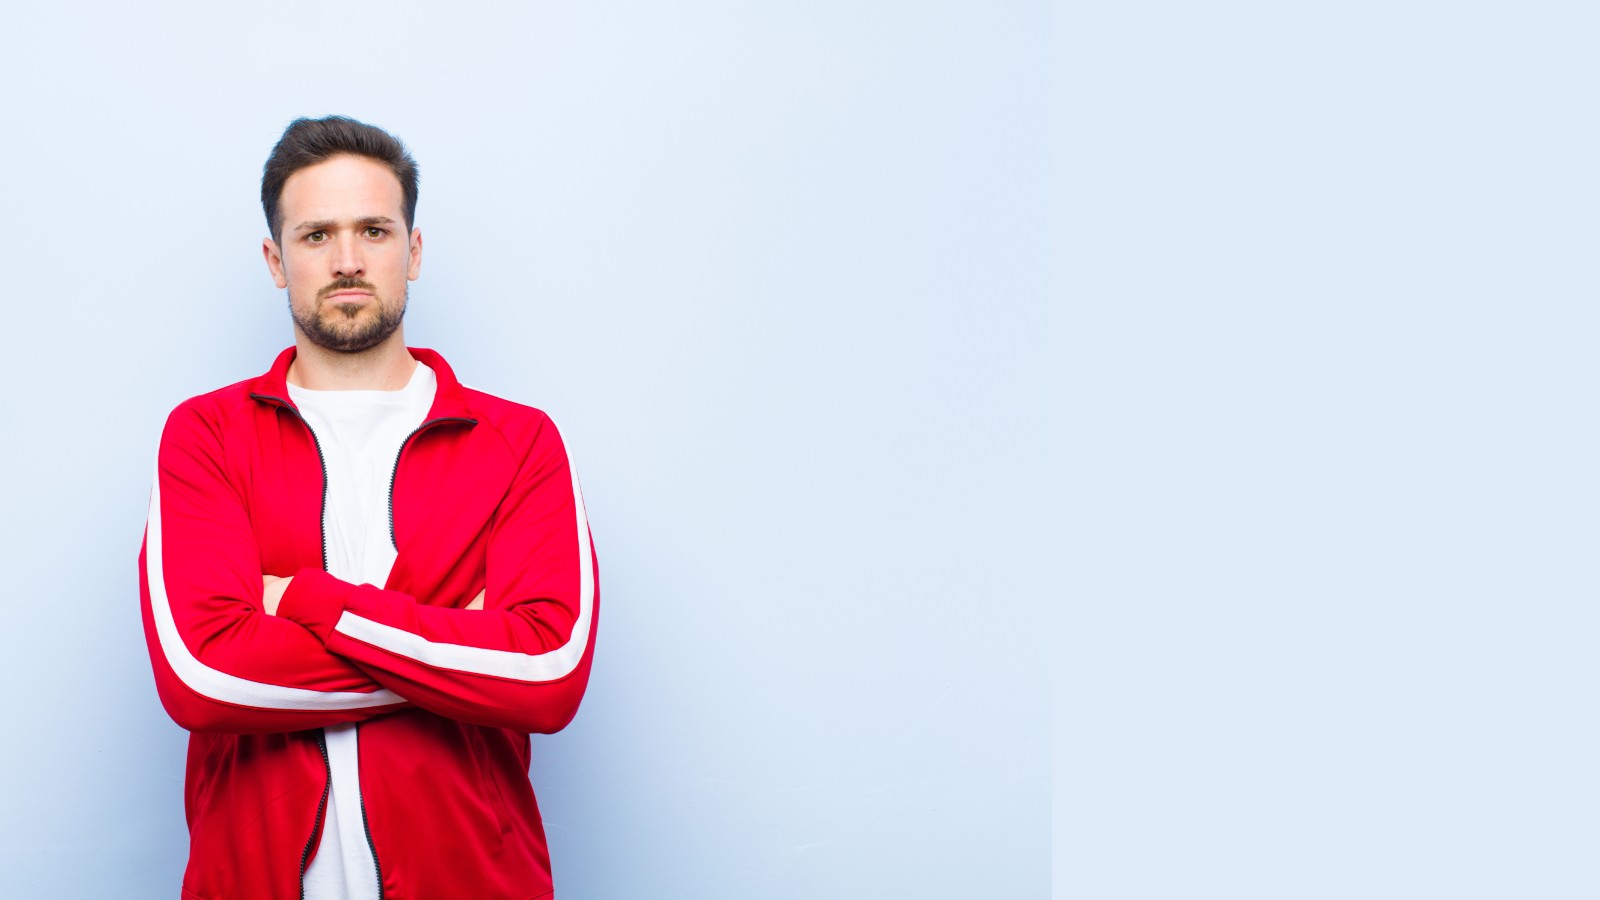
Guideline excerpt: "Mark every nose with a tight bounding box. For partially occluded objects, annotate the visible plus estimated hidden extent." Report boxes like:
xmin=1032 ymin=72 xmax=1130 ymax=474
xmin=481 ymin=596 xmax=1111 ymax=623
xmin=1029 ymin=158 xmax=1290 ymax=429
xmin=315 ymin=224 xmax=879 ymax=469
xmin=331 ymin=234 xmax=365 ymax=278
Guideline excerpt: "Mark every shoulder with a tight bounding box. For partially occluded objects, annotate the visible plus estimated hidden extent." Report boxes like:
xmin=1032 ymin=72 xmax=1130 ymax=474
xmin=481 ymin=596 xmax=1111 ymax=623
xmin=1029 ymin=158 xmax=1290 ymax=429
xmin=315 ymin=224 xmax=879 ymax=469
xmin=460 ymin=384 xmax=559 ymax=442
xmin=160 ymin=377 xmax=261 ymax=449
xmin=457 ymin=384 xmax=580 ymax=469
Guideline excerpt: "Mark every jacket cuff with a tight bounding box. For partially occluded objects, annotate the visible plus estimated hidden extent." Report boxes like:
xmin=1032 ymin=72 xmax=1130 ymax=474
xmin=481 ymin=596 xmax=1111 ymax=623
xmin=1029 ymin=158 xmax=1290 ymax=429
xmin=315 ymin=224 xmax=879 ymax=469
xmin=277 ymin=568 xmax=358 ymax=642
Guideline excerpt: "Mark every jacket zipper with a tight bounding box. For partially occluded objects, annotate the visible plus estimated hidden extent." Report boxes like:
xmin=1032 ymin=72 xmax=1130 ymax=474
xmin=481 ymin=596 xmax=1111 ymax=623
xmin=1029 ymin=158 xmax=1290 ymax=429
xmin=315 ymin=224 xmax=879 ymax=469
xmin=387 ymin=416 xmax=476 ymax=549
xmin=249 ymin=393 xmax=331 ymax=570
xmin=298 ymin=731 xmax=332 ymax=900
xmin=255 ymin=393 xmax=362 ymax=895
xmin=360 ymin=789 xmax=384 ymax=900
xmin=376 ymin=413 xmax=469 ymax=893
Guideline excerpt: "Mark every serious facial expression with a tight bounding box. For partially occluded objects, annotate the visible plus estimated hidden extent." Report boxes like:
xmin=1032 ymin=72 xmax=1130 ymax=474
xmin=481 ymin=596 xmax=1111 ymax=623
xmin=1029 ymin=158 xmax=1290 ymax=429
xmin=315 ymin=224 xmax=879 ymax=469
xmin=263 ymin=154 xmax=422 ymax=353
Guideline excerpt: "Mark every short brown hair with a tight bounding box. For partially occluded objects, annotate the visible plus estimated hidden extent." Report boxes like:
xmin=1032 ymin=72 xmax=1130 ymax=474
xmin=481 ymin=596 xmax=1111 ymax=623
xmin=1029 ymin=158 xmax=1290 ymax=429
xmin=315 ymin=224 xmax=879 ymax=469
xmin=261 ymin=115 xmax=419 ymax=242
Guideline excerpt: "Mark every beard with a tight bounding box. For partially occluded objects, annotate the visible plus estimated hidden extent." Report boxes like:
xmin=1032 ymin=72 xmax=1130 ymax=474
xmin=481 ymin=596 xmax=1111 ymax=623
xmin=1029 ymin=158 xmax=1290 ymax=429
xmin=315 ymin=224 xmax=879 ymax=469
xmin=289 ymin=278 xmax=408 ymax=353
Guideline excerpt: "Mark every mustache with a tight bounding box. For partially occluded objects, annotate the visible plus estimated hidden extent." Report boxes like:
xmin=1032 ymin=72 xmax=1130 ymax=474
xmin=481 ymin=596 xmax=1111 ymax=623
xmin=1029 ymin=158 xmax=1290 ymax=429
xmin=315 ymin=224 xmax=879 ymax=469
xmin=317 ymin=277 xmax=378 ymax=302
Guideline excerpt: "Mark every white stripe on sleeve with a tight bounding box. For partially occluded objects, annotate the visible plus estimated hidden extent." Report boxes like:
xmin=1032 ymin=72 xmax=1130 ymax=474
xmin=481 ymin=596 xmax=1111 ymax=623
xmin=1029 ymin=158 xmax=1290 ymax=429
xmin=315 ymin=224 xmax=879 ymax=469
xmin=146 ymin=463 xmax=405 ymax=710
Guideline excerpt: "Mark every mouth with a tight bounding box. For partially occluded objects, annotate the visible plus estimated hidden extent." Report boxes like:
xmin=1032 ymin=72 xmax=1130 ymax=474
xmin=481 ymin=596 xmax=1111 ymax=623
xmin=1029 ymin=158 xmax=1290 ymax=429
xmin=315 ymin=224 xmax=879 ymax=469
xmin=317 ymin=277 xmax=379 ymax=303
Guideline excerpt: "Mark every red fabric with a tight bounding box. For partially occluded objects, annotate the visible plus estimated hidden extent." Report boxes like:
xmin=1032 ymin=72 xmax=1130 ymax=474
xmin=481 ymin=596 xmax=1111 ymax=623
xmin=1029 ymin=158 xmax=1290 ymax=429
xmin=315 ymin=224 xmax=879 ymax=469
xmin=139 ymin=347 xmax=598 ymax=900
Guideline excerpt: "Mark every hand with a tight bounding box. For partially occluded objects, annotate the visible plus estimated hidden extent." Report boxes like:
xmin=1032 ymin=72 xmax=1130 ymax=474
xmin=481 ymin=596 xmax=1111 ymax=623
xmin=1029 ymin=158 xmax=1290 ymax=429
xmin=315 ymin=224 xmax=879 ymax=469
xmin=262 ymin=575 xmax=293 ymax=615
xmin=467 ymin=589 xmax=486 ymax=611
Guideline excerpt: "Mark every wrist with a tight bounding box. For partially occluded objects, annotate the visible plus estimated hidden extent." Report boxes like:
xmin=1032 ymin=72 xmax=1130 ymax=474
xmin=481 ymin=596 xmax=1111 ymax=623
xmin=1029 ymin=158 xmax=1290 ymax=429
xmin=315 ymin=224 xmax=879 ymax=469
xmin=276 ymin=568 xmax=357 ymax=640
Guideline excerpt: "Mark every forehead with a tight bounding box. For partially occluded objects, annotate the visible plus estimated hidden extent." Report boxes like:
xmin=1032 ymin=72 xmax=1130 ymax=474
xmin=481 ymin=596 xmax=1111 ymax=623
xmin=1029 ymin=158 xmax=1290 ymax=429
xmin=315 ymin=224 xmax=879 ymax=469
xmin=279 ymin=154 xmax=405 ymax=225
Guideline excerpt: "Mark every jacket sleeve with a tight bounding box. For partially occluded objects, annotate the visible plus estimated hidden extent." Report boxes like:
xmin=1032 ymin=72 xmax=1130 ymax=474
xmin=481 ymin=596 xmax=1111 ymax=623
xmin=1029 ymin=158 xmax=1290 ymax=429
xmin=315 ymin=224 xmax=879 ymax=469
xmin=274 ymin=415 xmax=599 ymax=734
xmin=140 ymin=402 xmax=409 ymax=734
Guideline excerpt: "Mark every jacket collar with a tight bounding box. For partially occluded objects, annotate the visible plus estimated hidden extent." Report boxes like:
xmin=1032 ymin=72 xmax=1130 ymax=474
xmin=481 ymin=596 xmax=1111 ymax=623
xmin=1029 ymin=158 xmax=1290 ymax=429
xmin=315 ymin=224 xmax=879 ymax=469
xmin=247 ymin=346 xmax=477 ymax=422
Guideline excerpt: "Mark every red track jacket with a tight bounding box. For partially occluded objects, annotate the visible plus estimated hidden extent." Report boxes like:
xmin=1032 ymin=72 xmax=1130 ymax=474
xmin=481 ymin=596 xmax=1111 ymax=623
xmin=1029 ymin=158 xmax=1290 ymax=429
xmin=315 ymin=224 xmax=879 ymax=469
xmin=138 ymin=347 xmax=599 ymax=900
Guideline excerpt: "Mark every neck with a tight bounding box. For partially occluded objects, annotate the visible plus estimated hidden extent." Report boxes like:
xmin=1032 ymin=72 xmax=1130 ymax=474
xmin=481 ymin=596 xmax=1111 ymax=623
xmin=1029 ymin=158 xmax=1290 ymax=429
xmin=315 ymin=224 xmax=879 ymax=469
xmin=287 ymin=330 xmax=416 ymax=390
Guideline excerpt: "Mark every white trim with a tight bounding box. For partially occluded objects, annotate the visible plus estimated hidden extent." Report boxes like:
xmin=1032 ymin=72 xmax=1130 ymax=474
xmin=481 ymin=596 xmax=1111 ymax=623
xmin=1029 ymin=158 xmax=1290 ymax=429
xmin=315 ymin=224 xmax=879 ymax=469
xmin=145 ymin=463 xmax=405 ymax=710
xmin=331 ymin=419 xmax=595 ymax=683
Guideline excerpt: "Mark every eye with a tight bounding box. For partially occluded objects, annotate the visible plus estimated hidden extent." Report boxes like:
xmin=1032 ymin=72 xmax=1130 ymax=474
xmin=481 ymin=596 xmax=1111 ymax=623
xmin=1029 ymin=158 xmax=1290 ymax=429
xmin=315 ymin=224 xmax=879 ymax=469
xmin=306 ymin=230 xmax=327 ymax=243
xmin=366 ymin=226 xmax=387 ymax=239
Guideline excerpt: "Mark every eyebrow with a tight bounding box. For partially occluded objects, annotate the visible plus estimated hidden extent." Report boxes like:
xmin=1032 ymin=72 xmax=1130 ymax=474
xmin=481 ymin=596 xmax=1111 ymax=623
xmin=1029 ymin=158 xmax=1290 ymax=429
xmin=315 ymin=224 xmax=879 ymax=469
xmin=292 ymin=216 xmax=399 ymax=234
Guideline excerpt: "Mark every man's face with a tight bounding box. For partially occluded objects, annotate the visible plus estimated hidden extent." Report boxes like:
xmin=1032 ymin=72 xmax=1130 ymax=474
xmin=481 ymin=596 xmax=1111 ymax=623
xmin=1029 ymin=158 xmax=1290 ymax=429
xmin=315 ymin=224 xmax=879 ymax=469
xmin=262 ymin=154 xmax=422 ymax=353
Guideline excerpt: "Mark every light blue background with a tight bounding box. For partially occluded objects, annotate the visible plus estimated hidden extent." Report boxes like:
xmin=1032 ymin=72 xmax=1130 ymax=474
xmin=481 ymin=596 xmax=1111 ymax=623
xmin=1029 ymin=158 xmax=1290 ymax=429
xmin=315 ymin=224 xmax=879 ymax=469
xmin=1066 ymin=1 xmax=1600 ymax=898
xmin=0 ymin=3 xmax=1052 ymax=899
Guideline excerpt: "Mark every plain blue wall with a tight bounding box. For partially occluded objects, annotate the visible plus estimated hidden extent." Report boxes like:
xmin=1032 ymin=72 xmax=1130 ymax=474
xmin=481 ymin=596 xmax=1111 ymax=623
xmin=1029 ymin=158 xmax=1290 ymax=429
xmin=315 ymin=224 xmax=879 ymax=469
xmin=1064 ymin=1 xmax=1600 ymax=898
xmin=0 ymin=3 xmax=1051 ymax=898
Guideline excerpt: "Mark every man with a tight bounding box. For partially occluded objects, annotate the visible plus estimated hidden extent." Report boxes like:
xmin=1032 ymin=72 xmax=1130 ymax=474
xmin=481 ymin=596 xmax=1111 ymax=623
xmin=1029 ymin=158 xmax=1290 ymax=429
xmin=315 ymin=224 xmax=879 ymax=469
xmin=138 ymin=115 xmax=599 ymax=900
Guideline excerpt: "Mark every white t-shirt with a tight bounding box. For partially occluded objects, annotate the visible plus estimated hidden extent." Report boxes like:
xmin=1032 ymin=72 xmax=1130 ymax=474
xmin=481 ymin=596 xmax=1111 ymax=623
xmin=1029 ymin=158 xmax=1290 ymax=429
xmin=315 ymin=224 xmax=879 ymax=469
xmin=289 ymin=361 xmax=437 ymax=900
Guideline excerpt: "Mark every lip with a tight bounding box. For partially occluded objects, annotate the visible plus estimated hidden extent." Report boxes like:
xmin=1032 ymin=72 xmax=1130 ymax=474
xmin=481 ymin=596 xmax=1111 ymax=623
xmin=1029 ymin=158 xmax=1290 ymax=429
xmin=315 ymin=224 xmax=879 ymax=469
xmin=325 ymin=290 xmax=372 ymax=301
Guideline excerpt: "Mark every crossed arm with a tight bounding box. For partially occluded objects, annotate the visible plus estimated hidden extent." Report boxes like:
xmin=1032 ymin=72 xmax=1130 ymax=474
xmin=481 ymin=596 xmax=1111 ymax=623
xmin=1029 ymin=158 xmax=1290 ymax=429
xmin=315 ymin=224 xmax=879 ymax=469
xmin=142 ymin=402 xmax=597 ymax=736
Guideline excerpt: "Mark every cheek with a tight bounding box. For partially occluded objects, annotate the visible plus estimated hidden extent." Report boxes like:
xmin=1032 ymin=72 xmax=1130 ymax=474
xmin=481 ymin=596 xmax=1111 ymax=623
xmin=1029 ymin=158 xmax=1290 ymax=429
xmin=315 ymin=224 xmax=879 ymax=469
xmin=285 ymin=271 xmax=320 ymax=304
xmin=276 ymin=255 xmax=300 ymax=286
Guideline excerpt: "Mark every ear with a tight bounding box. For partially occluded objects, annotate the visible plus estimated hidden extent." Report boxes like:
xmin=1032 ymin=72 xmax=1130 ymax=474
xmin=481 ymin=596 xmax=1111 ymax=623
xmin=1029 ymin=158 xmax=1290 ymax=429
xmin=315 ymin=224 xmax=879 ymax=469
xmin=263 ymin=237 xmax=289 ymax=289
xmin=407 ymin=228 xmax=423 ymax=281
